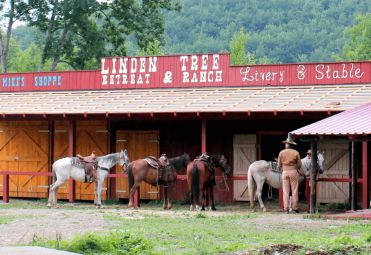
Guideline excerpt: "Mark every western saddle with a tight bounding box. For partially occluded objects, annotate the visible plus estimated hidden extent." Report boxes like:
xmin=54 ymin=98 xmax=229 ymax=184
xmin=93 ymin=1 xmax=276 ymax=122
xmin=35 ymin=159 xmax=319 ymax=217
xmin=76 ymin=151 xmax=98 ymax=183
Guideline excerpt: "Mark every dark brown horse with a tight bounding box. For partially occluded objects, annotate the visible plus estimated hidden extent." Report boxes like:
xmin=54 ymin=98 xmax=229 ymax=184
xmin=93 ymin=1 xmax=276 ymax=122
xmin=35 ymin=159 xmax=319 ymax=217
xmin=127 ymin=153 xmax=191 ymax=209
xmin=187 ymin=154 xmax=231 ymax=211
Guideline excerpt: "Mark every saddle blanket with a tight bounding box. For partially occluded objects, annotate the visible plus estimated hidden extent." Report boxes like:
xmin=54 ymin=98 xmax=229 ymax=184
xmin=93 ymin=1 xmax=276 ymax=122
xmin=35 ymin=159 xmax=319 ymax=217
xmin=71 ymin=157 xmax=84 ymax=168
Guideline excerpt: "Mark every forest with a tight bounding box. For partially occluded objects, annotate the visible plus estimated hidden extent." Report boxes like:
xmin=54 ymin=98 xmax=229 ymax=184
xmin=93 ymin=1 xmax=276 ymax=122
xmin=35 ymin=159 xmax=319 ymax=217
xmin=1 ymin=0 xmax=370 ymax=73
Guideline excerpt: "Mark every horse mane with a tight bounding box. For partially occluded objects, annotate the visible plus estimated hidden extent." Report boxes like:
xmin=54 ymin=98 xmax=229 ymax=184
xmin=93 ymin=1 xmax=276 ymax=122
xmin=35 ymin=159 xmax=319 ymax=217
xmin=96 ymin=152 xmax=120 ymax=168
xmin=168 ymin=153 xmax=191 ymax=171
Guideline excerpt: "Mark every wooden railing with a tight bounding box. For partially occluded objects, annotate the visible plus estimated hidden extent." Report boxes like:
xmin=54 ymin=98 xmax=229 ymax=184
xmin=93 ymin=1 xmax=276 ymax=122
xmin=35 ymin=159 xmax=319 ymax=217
xmin=0 ymin=171 xmax=365 ymax=207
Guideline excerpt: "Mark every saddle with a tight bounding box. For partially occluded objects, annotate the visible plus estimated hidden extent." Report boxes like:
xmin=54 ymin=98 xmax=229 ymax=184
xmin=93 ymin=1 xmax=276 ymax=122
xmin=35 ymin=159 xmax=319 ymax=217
xmin=195 ymin=153 xmax=216 ymax=185
xmin=144 ymin=154 xmax=169 ymax=169
xmin=144 ymin=154 xmax=171 ymax=186
xmin=75 ymin=152 xmax=98 ymax=183
xmin=270 ymin=161 xmax=279 ymax=172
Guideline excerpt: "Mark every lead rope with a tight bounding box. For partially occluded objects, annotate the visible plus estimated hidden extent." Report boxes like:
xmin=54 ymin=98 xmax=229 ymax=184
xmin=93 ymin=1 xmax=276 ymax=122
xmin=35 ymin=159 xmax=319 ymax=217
xmin=268 ymin=184 xmax=273 ymax=199
xmin=156 ymin=167 xmax=159 ymax=186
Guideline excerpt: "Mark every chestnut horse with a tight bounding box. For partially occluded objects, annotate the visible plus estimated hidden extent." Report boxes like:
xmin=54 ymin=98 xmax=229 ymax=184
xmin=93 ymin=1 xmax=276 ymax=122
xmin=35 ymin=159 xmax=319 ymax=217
xmin=127 ymin=153 xmax=191 ymax=209
xmin=187 ymin=154 xmax=231 ymax=211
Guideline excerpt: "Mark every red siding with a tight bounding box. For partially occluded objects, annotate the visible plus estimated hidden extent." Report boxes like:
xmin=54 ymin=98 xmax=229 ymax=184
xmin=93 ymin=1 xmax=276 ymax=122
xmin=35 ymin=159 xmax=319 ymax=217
xmin=1 ymin=54 xmax=370 ymax=92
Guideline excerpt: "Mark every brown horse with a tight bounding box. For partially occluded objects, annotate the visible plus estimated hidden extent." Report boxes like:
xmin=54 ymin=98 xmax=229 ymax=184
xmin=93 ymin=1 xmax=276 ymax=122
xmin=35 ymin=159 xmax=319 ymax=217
xmin=127 ymin=153 xmax=191 ymax=209
xmin=187 ymin=154 xmax=231 ymax=211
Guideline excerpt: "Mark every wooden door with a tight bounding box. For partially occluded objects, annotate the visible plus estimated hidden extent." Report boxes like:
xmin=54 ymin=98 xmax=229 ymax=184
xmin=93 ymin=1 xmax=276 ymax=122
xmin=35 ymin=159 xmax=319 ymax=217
xmin=233 ymin=135 xmax=257 ymax=201
xmin=75 ymin=121 xmax=108 ymax=200
xmin=115 ymin=131 xmax=159 ymax=200
xmin=0 ymin=121 xmax=49 ymax=198
xmin=53 ymin=121 xmax=70 ymax=200
xmin=317 ymin=140 xmax=350 ymax=203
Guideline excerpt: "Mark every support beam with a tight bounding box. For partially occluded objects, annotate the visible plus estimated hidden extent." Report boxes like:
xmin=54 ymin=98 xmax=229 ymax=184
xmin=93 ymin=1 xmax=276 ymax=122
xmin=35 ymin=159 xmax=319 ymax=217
xmin=351 ymin=141 xmax=356 ymax=211
xmin=201 ymin=119 xmax=206 ymax=153
xmin=68 ymin=120 xmax=76 ymax=203
xmin=310 ymin=141 xmax=318 ymax=214
xmin=48 ymin=120 xmax=54 ymax=186
xmin=362 ymin=142 xmax=369 ymax=209
xmin=107 ymin=120 xmax=115 ymax=199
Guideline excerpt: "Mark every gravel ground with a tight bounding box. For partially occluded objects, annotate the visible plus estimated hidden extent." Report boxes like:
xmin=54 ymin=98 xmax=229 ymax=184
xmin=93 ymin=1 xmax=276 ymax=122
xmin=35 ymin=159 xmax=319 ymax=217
xmin=0 ymin=200 xmax=367 ymax=248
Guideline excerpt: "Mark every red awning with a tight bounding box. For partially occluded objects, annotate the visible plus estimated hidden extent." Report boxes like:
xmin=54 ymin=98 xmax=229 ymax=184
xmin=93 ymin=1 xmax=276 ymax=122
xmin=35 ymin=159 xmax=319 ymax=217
xmin=291 ymin=102 xmax=371 ymax=136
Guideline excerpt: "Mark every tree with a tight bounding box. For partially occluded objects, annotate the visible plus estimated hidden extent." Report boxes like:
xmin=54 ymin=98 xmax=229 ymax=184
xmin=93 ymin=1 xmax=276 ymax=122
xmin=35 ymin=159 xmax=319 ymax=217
xmin=25 ymin=0 xmax=180 ymax=71
xmin=137 ymin=39 xmax=165 ymax=56
xmin=0 ymin=0 xmax=34 ymax=73
xmin=341 ymin=14 xmax=371 ymax=60
xmin=229 ymin=28 xmax=255 ymax=65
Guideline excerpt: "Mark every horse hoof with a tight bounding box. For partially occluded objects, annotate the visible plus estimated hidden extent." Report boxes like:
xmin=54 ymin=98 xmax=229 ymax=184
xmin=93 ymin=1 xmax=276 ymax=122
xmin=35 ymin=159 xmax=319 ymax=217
xmin=47 ymin=203 xmax=52 ymax=208
xmin=167 ymin=205 xmax=172 ymax=210
xmin=262 ymin=207 xmax=266 ymax=212
xmin=211 ymin=207 xmax=216 ymax=211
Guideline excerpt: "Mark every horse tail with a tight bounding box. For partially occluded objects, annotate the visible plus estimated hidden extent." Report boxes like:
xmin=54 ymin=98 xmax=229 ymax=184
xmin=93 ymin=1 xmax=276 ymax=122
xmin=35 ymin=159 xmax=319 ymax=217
xmin=247 ymin=165 xmax=256 ymax=202
xmin=127 ymin=163 xmax=134 ymax=190
xmin=191 ymin=163 xmax=199 ymax=200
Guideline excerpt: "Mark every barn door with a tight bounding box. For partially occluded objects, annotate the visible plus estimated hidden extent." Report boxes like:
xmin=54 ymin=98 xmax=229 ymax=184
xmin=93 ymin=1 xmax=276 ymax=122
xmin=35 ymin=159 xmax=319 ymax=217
xmin=233 ymin=135 xmax=257 ymax=201
xmin=75 ymin=121 xmax=108 ymax=200
xmin=115 ymin=131 xmax=159 ymax=200
xmin=0 ymin=121 xmax=49 ymax=198
xmin=317 ymin=140 xmax=349 ymax=203
xmin=53 ymin=121 xmax=69 ymax=200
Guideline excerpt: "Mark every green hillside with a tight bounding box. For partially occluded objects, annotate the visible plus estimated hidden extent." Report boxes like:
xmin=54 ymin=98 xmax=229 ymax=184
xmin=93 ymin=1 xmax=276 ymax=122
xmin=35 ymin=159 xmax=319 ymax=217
xmin=164 ymin=0 xmax=370 ymax=63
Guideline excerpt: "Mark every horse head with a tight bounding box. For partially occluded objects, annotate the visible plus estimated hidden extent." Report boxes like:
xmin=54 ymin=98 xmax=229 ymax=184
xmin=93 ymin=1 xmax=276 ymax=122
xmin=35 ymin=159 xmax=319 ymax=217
xmin=317 ymin=151 xmax=325 ymax=174
xmin=182 ymin=153 xmax=191 ymax=168
xmin=169 ymin=153 xmax=191 ymax=172
xmin=212 ymin=154 xmax=231 ymax=175
xmin=119 ymin=149 xmax=130 ymax=172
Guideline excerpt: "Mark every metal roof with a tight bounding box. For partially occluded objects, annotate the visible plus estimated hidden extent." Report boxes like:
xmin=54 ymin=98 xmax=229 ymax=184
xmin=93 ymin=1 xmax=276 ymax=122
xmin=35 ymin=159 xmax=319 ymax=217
xmin=0 ymin=84 xmax=371 ymax=115
xmin=291 ymin=102 xmax=371 ymax=136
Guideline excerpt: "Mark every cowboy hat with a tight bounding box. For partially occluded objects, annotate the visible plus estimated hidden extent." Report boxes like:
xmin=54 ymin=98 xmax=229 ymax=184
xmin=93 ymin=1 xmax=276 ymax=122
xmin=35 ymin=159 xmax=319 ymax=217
xmin=282 ymin=136 xmax=297 ymax=145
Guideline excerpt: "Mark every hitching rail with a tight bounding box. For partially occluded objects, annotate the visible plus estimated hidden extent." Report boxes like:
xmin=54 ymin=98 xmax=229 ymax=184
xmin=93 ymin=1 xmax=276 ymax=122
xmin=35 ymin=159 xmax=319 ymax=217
xmin=0 ymin=171 xmax=364 ymax=205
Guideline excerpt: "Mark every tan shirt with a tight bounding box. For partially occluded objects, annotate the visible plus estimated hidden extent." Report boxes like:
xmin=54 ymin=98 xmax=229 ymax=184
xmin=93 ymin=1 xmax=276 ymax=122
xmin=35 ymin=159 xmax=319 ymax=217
xmin=278 ymin=148 xmax=302 ymax=172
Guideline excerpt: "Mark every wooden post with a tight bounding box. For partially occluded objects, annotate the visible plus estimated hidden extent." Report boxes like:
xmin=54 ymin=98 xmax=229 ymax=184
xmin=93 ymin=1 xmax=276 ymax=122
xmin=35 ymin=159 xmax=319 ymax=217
xmin=305 ymin=178 xmax=310 ymax=212
xmin=106 ymin=120 xmax=115 ymax=199
xmin=362 ymin=142 xmax=369 ymax=209
xmin=351 ymin=141 xmax=356 ymax=211
xmin=2 ymin=173 xmax=9 ymax=203
xmin=48 ymin=120 xmax=54 ymax=186
xmin=68 ymin=120 xmax=76 ymax=203
xmin=201 ymin=119 xmax=206 ymax=153
xmin=310 ymin=141 xmax=318 ymax=214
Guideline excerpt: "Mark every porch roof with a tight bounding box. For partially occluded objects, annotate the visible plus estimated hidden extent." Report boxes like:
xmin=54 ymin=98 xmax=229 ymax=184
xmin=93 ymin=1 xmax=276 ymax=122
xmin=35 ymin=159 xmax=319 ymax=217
xmin=291 ymin=102 xmax=371 ymax=137
xmin=0 ymin=84 xmax=370 ymax=115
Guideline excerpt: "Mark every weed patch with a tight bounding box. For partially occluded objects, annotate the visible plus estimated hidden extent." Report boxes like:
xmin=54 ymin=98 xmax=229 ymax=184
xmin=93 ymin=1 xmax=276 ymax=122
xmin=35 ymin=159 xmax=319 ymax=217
xmin=32 ymin=230 xmax=153 ymax=255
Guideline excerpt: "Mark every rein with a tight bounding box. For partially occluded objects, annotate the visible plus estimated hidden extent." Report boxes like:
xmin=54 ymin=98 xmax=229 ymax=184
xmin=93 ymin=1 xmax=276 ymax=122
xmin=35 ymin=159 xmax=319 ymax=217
xmin=98 ymin=166 xmax=110 ymax=172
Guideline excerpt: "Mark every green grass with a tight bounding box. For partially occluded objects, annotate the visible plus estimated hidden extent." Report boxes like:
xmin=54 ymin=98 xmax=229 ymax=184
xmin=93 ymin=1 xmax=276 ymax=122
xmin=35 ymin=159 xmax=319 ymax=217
xmin=32 ymin=231 xmax=153 ymax=255
xmin=0 ymin=215 xmax=14 ymax=224
xmin=3 ymin=199 xmax=368 ymax=254
xmin=99 ymin=213 xmax=370 ymax=254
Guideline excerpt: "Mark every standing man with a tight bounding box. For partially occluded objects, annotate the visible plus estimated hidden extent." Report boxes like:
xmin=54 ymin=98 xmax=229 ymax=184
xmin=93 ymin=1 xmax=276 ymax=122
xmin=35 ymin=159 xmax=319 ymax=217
xmin=278 ymin=135 xmax=302 ymax=213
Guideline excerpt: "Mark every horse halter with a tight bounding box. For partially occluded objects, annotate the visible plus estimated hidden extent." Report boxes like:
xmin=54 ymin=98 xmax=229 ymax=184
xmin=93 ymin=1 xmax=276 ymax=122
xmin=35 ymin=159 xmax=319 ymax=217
xmin=303 ymin=154 xmax=323 ymax=174
xmin=122 ymin=161 xmax=128 ymax=172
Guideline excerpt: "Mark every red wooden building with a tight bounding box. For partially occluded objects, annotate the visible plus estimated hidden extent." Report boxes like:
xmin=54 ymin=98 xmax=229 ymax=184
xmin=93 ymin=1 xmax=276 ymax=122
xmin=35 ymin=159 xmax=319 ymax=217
xmin=0 ymin=53 xmax=370 ymax=208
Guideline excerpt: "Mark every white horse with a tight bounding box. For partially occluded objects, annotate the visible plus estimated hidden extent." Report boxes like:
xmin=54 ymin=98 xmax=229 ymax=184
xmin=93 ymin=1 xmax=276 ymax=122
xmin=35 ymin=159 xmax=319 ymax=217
xmin=247 ymin=152 xmax=325 ymax=212
xmin=47 ymin=149 xmax=129 ymax=208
